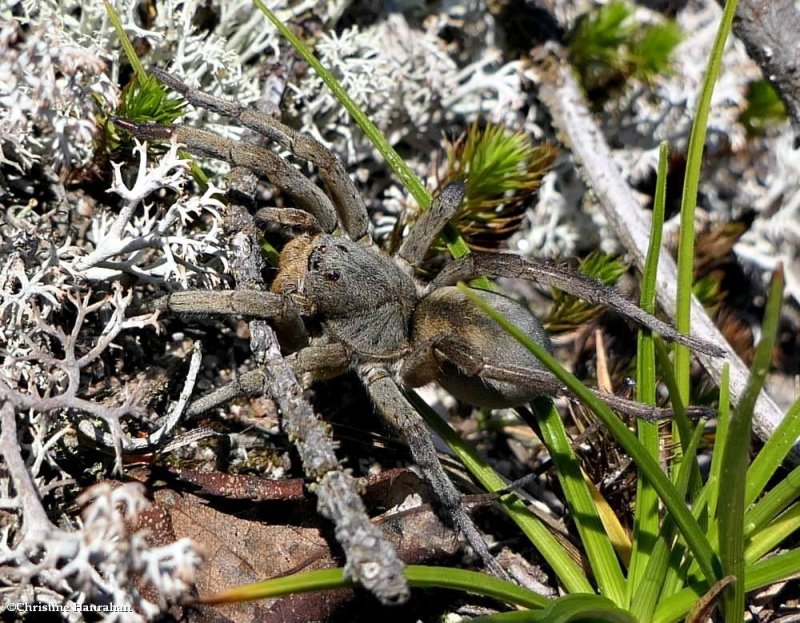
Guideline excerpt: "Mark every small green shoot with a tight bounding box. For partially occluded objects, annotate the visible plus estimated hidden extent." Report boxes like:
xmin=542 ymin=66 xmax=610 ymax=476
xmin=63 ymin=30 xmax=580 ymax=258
xmin=740 ymin=79 xmax=788 ymax=135
xmin=568 ymin=0 xmax=681 ymax=95
xmin=441 ymin=124 xmax=556 ymax=249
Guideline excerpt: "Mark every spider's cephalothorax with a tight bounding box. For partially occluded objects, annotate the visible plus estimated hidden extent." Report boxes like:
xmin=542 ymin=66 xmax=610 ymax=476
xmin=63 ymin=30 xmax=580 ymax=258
xmin=121 ymin=68 xmax=724 ymax=606
xmin=274 ymin=234 xmax=417 ymax=358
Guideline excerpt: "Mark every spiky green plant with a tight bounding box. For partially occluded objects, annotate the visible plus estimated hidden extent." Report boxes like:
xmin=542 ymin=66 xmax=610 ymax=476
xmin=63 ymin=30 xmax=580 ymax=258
xmin=544 ymin=252 xmax=628 ymax=332
xmin=117 ymin=73 xmax=186 ymax=127
xmin=101 ymin=0 xmax=185 ymax=141
xmin=440 ymin=123 xmax=556 ymax=249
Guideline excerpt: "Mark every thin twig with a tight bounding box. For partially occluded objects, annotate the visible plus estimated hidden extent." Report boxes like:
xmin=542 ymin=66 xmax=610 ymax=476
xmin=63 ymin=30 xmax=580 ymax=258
xmin=0 ymin=402 xmax=56 ymax=543
xmin=223 ymin=199 xmax=409 ymax=604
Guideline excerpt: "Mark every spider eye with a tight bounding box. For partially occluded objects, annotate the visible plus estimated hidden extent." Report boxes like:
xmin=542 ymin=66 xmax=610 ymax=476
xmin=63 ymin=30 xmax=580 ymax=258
xmin=325 ymin=270 xmax=341 ymax=282
xmin=309 ymin=244 xmax=327 ymax=271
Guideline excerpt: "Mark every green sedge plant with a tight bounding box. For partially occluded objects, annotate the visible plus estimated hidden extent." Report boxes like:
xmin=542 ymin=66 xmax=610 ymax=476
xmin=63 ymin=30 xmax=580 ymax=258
xmin=106 ymin=0 xmax=800 ymax=620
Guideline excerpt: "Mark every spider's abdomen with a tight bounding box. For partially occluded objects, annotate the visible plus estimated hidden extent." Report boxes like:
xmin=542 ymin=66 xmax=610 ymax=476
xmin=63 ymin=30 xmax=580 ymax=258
xmin=300 ymin=235 xmax=417 ymax=358
xmin=412 ymin=287 xmax=552 ymax=408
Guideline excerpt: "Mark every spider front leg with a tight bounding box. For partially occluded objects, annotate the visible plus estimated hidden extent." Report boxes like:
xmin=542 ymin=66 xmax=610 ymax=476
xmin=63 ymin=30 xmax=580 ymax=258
xmin=148 ymin=289 xmax=313 ymax=318
xmin=114 ymin=119 xmax=339 ymax=233
xmin=228 ymin=204 xmax=410 ymax=604
xmin=397 ymin=181 xmax=466 ymax=266
xmin=431 ymin=253 xmax=726 ymax=358
xmin=361 ymin=364 xmax=511 ymax=582
xmin=148 ymin=68 xmax=370 ymax=240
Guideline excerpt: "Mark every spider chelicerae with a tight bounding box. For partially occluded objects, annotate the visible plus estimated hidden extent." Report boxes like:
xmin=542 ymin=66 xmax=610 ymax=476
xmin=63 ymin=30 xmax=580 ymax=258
xmin=117 ymin=68 xmax=723 ymax=605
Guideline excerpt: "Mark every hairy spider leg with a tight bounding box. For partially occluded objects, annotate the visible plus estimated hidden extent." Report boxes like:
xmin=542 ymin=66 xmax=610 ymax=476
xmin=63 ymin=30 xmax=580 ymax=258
xmin=150 ymin=68 xmax=370 ymax=240
xmin=431 ymin=252 xmax=726 ymax=358
xmin=361 ymin=365 xmax=511 ymax=581
xmin=396 ymin=181 xmax=466 ymax=266
xmin=428 ymin=334 xmax=714 ymax=421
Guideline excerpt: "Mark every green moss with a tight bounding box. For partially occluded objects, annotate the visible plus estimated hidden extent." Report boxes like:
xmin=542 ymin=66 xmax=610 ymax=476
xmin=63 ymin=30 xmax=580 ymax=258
xmin=568 ymin=1 xmax=682 ymax=96
xmin=740 ymin=79 xmax=788 ymax=135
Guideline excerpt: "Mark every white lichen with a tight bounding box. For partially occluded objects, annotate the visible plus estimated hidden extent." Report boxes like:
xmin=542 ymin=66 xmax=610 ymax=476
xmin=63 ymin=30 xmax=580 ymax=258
xmin=734 ymin=132 xmax=800 ymax=302
xmin=66 ymin=137 xmax=227 ymax=287
xmin=0 ymin=16 xmax=118 ymax=172
xmin=0 ymin=475 xmax=202 ymax=622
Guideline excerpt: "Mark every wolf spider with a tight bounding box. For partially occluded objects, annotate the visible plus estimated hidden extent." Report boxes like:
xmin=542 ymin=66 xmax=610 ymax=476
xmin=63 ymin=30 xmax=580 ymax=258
xmin=118 ymin=69 xmax=723 ymax=605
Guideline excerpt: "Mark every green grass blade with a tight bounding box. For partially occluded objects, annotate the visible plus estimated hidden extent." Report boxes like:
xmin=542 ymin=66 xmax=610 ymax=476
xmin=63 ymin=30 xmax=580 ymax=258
xmin=673 ymin=0 xmax=738 ymax=404
xmin=201 ymin=564 xmax=549 ymax=609
xmin=406 ymin=392 xmax=593 ymax=594
xmin=531 ymin=397 xmax=626 ymax=604
xmin=652 ymin=548 xmax=800 ymax=623
xmin=682 ymin=364 xmax=731 ymax=585
xmin=458 ymin=284 xmax=721 ymax=586
xmin=404 ymin=566 xmax=549 ymax=608
xmin=626 ymin=141 xmax=668 ymax=606
xmin=707 ymin=363 xmax=732 ymax=522
xmin=102 ymin=0 xmax=147 ymax=78
xmin=659 ymin=419 xmax=708 ymax=599
xmin=745 ymin=396 xmax=800 ymax=508
xmin=470 ymin=594 xmax=638 ymax=623
xmin=631 ymin=417 xmax=706 ymax=618
xmin=629 ymin=517 xmax=677 ymax=619
xmin=745 ymin=463 xmax=800 ymax=535
xmin=639 ymin=141 xmax=669 ymax=318
xmin=718 ymin=267 xmax=784 ymax=621
xmin=703 ymin=455 xmax=800 ymax=577
xmin=744 ymin=503 xmax=800 ymax=564
xmin=653 ymin=339 xmax=702 ymax=492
